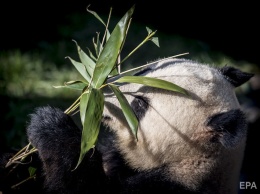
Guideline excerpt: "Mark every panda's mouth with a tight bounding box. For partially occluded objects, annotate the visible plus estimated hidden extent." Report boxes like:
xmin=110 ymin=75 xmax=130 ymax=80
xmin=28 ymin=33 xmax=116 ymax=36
xmin=206 ymin=109 xmax=247 ymax=148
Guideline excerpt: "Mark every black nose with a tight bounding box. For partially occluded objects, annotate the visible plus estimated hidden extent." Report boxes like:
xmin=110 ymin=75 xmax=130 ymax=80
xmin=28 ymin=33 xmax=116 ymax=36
xmin=206 ymin=109 xmax=248 ymax=148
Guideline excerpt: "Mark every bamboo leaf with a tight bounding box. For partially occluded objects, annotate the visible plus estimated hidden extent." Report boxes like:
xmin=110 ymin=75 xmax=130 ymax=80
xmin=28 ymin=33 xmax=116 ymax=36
xmin=80 ymin=91 xmax=91 ymax=125
xmin=65 ymin=81 xmax=88 ymax=90
xmin=109 ymin=84 xmax=138 ymax=139
xmin=74 ymin=89 xmax=104 ymax=169
xmin=86 ymin=47 xmax=97 ymax=62
xmin=109 ymin=67 xmax=119 ymax=77
xmin=28 ymin=167 xmax=36 ymax=177
xmin=146 ymin=27 xmax=159 ymax=47
xmin=66 ymin=57 xmax=91 ymax=82
xmin=93 ymin=33 xmax=103 ymax=58
xmin=117 ymin=26 xmax=157 ymax=67
xmin=150 ymin=37 xmax=159 ymax=47
xmin=146 ymin=27 xmax=152 ymax=34
xmin=87 ymin=5 xmax=107 ymax=26
xmin=115 ymin=76 xmax=189 ymax=95
xmin=73 ymin=40 xmax=96 ymax=76
xmin=92 ymin=5 xmax=135 ymax=88
xmin=87 ymin=5 xmax=111 ymax=41
xmin=53 ymin=81 xmax=87 ymax=91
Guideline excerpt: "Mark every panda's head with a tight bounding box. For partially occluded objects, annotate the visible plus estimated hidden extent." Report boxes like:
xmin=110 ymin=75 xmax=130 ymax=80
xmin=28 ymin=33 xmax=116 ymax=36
xmin=102 ymin=58 xmax=253 ymax=189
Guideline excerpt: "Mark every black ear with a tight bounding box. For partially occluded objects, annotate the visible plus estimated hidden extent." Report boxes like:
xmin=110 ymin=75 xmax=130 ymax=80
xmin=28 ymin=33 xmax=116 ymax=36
xmin=219 ymin=66 xmax=254 ymax=87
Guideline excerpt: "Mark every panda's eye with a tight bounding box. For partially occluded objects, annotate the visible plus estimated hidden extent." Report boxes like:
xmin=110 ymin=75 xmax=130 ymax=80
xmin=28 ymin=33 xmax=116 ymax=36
xmin=130 ymin=95 xmax=150 ymax=121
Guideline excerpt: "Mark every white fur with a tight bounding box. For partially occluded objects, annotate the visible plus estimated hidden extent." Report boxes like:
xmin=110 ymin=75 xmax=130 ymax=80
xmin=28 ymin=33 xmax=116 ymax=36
xmin=103 ymin=58 xmax=246 ymax=194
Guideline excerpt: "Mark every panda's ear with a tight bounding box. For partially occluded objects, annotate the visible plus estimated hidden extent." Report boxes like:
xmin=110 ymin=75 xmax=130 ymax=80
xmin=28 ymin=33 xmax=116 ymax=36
xmin=219 ymin=66 xmax=254 ymax=87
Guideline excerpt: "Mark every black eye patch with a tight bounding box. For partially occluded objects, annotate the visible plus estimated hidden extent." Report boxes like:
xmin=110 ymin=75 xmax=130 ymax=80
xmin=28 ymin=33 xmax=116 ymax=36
xmin=133 ymin=68 xmax=152 ymax=76
xmin=130 ymin=95 xmax=150 ymax=121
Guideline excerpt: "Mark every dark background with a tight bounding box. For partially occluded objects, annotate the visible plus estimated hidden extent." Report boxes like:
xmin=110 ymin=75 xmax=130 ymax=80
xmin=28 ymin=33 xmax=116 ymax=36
xmin=1 ymin=0 xmax=259 ymax=193
xmin=1 ymin=0 xmax=259 ymax=65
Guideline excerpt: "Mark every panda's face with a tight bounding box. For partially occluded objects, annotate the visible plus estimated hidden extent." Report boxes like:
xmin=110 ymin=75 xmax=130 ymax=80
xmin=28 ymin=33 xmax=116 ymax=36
xmin=103 ymin=59 xmax=252 ymax=171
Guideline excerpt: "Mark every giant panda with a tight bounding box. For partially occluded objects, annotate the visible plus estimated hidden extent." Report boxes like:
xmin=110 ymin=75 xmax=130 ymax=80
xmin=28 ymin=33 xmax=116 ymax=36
xmin=23 ymin=58 xmax=253 ymax=194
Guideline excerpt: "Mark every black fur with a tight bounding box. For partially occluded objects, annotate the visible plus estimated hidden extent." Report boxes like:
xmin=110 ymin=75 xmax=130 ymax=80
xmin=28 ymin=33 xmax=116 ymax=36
xmin=130 ymin=95 xmax=150 ymax=121
xmin=207 ymin=109 xmax=247 ymax=148
xmin=26 ymin=106 xmax=108 ymax=194
xmin=219 ymin=66 xmax=254 ymax=87
xmin=121 ymin=167 xmax=200 ymax=194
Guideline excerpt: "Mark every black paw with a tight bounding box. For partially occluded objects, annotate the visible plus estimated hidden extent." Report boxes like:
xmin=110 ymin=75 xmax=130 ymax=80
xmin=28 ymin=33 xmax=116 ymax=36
xmin=26 ymin=106 xmax=81 ymax=153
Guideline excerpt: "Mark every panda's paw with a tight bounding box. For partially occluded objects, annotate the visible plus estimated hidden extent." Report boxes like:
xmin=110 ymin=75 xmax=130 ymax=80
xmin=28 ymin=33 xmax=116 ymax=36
xmin=26 ymin=106 xmax=81 ymax=152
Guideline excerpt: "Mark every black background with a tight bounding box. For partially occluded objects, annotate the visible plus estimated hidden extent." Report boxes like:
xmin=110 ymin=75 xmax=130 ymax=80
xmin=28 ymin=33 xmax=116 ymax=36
xmin=1 ymin=0 xmax=259 ymax=65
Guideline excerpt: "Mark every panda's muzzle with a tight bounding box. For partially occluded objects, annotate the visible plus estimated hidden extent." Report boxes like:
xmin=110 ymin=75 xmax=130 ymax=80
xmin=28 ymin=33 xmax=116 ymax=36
xmin=206 ymin=109 xmax=247 ymax=148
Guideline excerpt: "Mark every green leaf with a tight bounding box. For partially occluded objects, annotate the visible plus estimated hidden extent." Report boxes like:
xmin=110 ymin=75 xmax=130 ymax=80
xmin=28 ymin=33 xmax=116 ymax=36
xmin=65 ymin=81 xmax=88 ymax=90
xmin=146 ymin=26 xmax=152 ymax=34
xmin=116 ymin=26 xmax=157 ymax=67
xmin=86 ymin=47 xmax=97 ymax=62
xmin=87 ymin=5 xmax=107 ymax=26
xmin=115 ymin=76 xmax=189 ymax=95
xmin=73 ymin=40 xmax=96 ymax=77
xmin=87 ymin=5 xmax=111 ymax=41
xmin=80 ymin=91 xmax=91 ymax=124
xmin=151 ymin=37 xmax=159 ymax=47
xmin=74 ymin=88 xmax=104 ymax=169
xmin=146 ymin=27 xmax=159 ymax=47
xmin=109 ymin=67 xmax=119 ymax=77
xmin=93 ymin=33 xmax=103 ymax=58
xmin=66 ymin=57 xmax=91 ymax=82
xmin=92 ymin=5 xmax=135 ymax=88
xmin=28 ymin=167 xmax=36 ymax=177
xmin=109 ymin=84 xmax=138 ymax=139
xmin=53 ymin=81 xmax=88 ymax=91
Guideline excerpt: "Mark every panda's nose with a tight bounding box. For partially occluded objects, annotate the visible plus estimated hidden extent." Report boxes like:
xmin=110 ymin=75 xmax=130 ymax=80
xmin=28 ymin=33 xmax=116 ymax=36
xmin=206 ymin=109 xmax=247 ymax=148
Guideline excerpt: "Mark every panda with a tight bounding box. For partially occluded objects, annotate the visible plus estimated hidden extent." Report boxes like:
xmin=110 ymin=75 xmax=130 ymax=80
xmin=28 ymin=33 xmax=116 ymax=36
xmin=24 ymin=58 xmax=253 ymax=194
